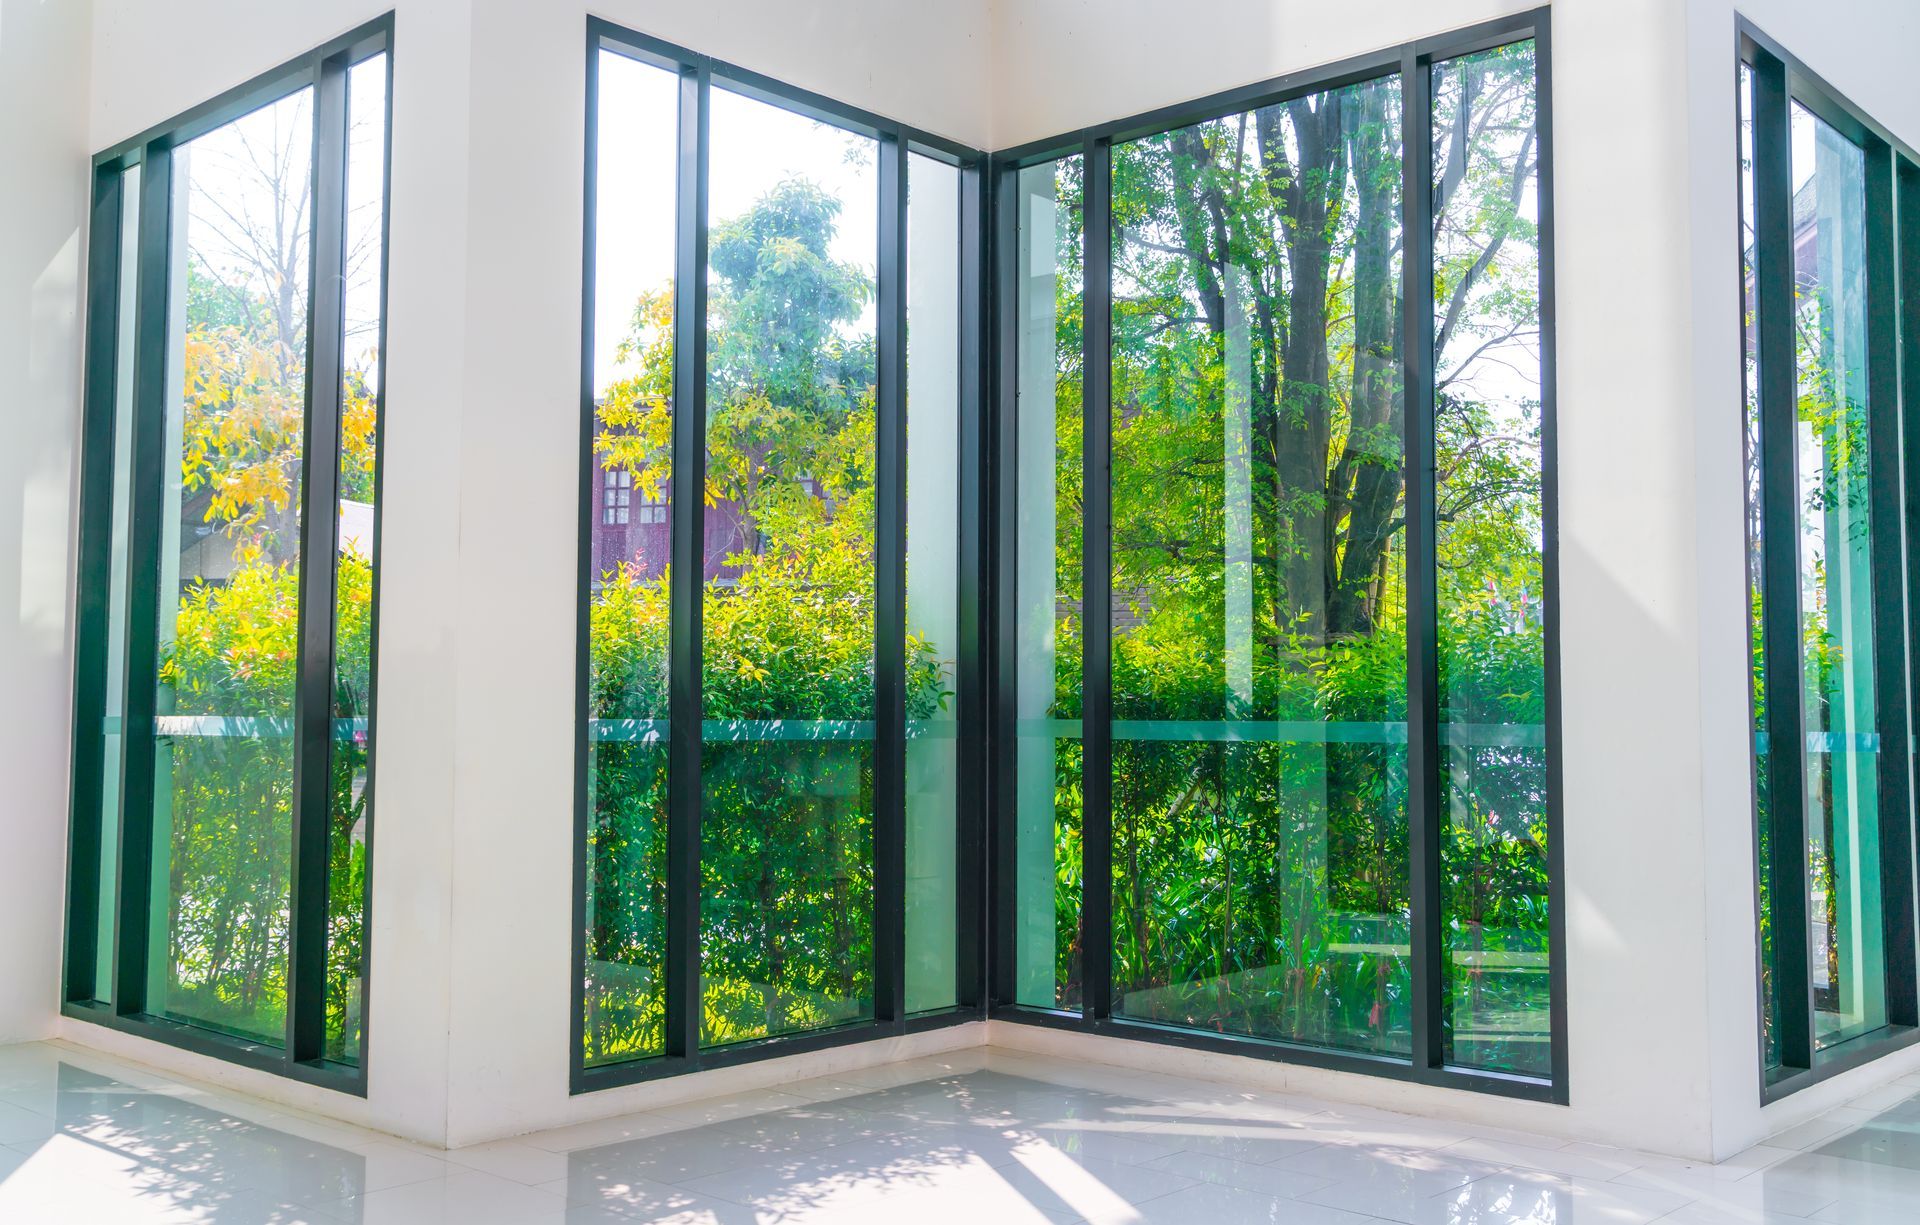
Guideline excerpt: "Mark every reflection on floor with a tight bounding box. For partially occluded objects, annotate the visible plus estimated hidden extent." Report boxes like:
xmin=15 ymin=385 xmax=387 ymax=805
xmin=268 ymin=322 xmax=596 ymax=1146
xmin=2 ymin=1042 xmax=1919 ymax=1223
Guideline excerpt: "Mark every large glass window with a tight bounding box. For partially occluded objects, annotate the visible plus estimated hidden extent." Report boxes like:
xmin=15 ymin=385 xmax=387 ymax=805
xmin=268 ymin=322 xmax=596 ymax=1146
xmin=699 ymin=85 xmax=881 ymax=1047
xmin=578 ymin=24 xmax=981 ymax=1082
xmin=583 ymin=46 xmax=678 ymax=1069
xmin=1742 ymin=31 xmax=1920 ymax=1093
xmin=147 ymin=79 xmax=316 ymax=1047
xmin=1106 ymin=77 xmax=1411 ymax=1054
xmin=1004 ymin=21 xmax=1558 ymax=1097
xmin=1787 ymin=104 xmax=1886 ymax=1051
xmin=1430 ymin=41 xmax=1551 ymax=1078
xmin=64 ymin=22 xmax=391 ymax=1083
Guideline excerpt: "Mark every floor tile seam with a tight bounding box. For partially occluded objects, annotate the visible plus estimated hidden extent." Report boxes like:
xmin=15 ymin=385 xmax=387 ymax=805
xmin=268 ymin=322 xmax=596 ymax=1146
xmin=1602 ymin=1162 xmax=1832 ymax=1210
xmin=298 ymin=1160 xmax=460 ymax=1207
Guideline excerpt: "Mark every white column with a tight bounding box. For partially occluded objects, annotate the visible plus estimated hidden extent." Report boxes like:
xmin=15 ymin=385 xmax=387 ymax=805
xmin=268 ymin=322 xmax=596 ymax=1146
xmin=0 ymin=0 xmax=91 ymax=1045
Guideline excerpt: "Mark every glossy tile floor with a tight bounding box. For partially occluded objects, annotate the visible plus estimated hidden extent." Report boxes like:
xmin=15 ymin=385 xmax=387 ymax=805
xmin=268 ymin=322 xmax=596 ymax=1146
xmin=3 ymin=1043 xmax=1920 ymax=1224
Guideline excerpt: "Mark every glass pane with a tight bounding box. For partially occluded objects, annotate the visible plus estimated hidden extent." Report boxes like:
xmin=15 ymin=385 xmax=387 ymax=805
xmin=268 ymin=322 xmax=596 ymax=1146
xmin=1790 ymin=103 xmax=1886 ymax=1050
xmin=906 ymin=151 xmax=960 ymax=1015
xmin=1738 ymin=64 xmax=1779 ymax=1072
xmin=148 ymin=87 xmax=315 ymax=1045
xmin=1013 ymin=156 xmax=1084 ymax=1010
xmin=323 ymin=51 xmax=388 ymax=1067
xmin=1107 ymin=78 xmax=1410 ymax=1055
xmin=94 ymin=162 xmax=143 ymax=1007
xmin=700 ymin=84 xmax=878 ymax=1046
xmin=1431 ymin=42 xmax=1551 ymax=1076
xmin=584 ymin=48 xmax=678 ymax=1067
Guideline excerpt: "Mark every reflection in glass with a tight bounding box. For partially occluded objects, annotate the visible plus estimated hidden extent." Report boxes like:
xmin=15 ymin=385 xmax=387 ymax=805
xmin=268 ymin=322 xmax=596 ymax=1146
xmin=148 ymin=87 xmax=315 ymax=1045
xmin=1431 ymin=43 xmax=1551 ymax=1076
xmin=1106 ymin=78 xmax=1411 ymax=1054
xmin=906 ymin=152 xmax=961 ymax=1015
xmin=323 ymin=52 xmax=388 ymax=1067
xmin=1789 ymin=103 xmax=1886 ymax=1051
xmin=699 ymin=85 xmax=879 ymax=1046
xmin=583 ymin=48 xmax=678 ymax=1066
xmin=1013 ymin=156 xmax=1084 ymax=1010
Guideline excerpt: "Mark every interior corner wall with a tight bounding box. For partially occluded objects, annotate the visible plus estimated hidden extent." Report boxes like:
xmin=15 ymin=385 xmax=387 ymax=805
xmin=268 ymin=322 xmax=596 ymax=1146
xmin=0 ymin=0 xmax=92 ymax=1046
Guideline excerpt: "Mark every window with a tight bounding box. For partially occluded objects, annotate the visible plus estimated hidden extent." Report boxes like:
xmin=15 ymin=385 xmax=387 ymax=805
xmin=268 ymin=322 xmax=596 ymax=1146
xmin=1430 ymin=39 xmax=1552 ymax=1080
xmin=1105 ymin=74 xmax=1412 ymax=1058
xmin=605 ymin=469 xmax=633 ymax=525
xmin=1001 ymin=12 xmax=1560 ymax=1098
xmin=577 ymin=22 xmax=984 ymax=1086
xmin=1740 ymin=25 xmax=1920 ymax=1097
xmin=63 ymin=19 xmax=392 ymax=1086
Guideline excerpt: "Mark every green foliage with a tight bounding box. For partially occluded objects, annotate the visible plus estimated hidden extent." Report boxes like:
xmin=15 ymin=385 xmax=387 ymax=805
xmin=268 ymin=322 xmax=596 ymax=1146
xmin=585 ymin=171 xmax=946 ymax=1062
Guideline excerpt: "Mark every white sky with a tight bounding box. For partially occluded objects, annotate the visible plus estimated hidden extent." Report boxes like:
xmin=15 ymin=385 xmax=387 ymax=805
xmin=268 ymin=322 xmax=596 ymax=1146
xmin=593 ymin=49 xmax=878 ymax=396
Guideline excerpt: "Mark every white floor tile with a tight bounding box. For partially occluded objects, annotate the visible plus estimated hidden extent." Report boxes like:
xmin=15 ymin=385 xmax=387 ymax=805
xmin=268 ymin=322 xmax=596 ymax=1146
xmin=1416 ymin=1171 xmax=1691 ymax=1224
xmin=1846 ymin=1084 xmax=1920 ymax=1113
xmin=310 ymin=1170 xmax=572 ymax=1224
xmin=1441 ymin=1134 xmax=1645 ymax=1180
xmin=1287 ymin=1148 xmax=1510 ymax=1222
xmin=1128 ymin=1112 xmax=1329 ymax=1163
xmin=1129 ymin=1180 xmax=1379 ymax=1224
xmin=446 ymin=1138 xmax=577 ymax=1185
xmin=1742 ymin=1149 xmax=1920 ymax=1208
xmin=1137 ymin=1149 xmax=1333 ymax=1198
xmin=1764 ymin=1108 xmax=1875 ymax=1151
xmin=651 ymin=1089 xmax=815 ymax=1127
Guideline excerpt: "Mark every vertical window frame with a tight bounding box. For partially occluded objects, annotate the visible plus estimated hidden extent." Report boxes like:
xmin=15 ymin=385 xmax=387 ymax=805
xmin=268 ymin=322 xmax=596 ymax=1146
xmin=60 ymin=14 xmax=395 ymax=1094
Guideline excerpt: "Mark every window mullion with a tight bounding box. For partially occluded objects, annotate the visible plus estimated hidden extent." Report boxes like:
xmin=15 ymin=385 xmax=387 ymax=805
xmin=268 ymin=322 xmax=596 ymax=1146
xmin=288 ymin=52 xmax=352 ymax=1066
xmin=666 ymin=63 xmax=711 ymax=1064
xmin=1082 ymin=137 xmax=1114 ymax=1026
xmin=1750 ymin=49 xmax=1815 ymax=1073
xmin=1401 ymin=47 xmax=1443 ymax=1078
xmin=66 ymin=166 xmax=129 ymax=1006
xmin=875 ymin=134 xmax=909 ymax=1027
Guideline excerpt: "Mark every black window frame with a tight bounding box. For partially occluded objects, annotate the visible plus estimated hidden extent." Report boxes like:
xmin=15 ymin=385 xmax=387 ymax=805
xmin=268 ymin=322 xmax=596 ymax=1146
xmin=61 ymin=13 xmax=395 ymax=1096
xmin=1739 ymin=17 xmax=1920 ymax=1104
xmin=575 ymin=8 xmax=1564 ymax=1104
xmin=987 ymin=5 xmax=1566 ymax=1105
xmin=573 ymin=18 xmax=992 ymax=1094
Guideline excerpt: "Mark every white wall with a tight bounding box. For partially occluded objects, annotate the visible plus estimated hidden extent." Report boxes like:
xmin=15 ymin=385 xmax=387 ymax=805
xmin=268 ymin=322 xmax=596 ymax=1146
xmin=989 ymin=0 xmax=1536 ymax=149
xmin=0 ymin=0 xmax=91 ymax=1045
